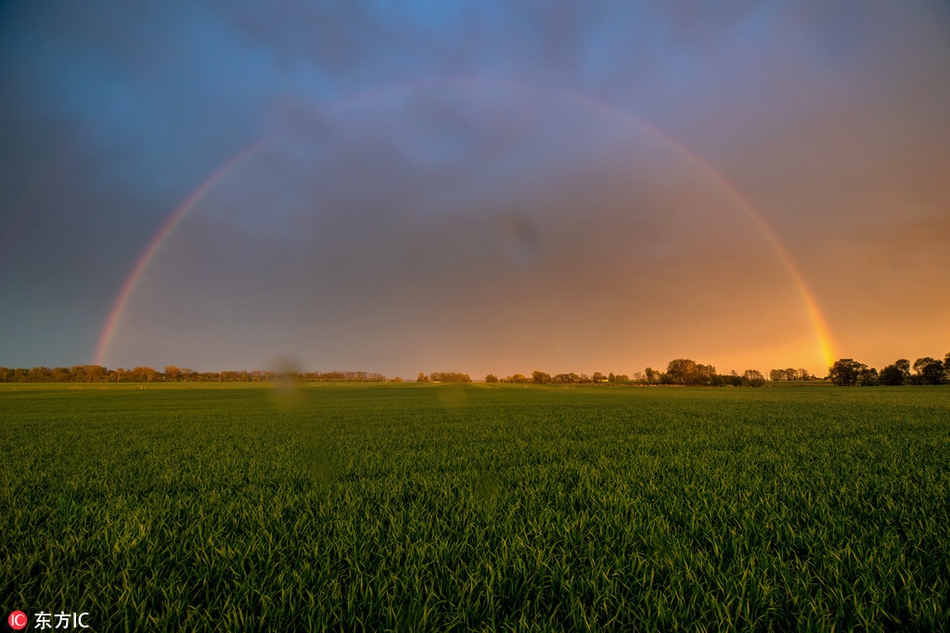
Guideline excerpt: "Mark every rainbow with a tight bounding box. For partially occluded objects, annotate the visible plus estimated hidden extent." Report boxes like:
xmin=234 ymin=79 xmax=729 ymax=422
xmin=667 ymin=144 xmax=838 ymax=368
xmin=93 ymin=140 xmax=265 ymax=366
xmin=94 ymin=80 xmax=836 ymax=370
xmin=560 ymin=91 xmax=838 ymax=368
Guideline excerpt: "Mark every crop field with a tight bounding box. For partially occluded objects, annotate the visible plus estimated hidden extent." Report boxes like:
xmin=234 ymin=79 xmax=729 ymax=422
xmin=1 ymin=383 xmax=949 ymax=631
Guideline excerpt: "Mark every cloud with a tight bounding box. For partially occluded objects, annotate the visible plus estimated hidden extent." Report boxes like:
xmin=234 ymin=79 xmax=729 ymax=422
xmin=1 ymin=0 xmax=948 ymax=373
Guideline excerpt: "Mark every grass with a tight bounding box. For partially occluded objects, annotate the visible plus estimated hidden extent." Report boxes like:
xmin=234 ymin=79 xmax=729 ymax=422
xmin=1 ymin=383 xmax=949 ymax=631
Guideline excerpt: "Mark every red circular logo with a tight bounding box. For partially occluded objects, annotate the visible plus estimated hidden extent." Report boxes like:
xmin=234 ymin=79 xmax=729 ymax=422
xmin=8 ymin=611 xmax=28 ymax=630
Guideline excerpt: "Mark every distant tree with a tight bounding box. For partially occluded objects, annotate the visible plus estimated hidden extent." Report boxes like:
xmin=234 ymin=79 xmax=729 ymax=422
xmin=417 ymin=372 xmax=427 ymax=383
xmin=895 ymin=359 xmax=914 ymax=385
xmin=742 ymin=369 xmax=766 ymax=387
xmin=164 ymin=365 xmax=181 ymax=382
xmin=644 ymin=367 xmax=660 ymax=385
xmin=913 ymin=357 xmax=944 ymax=385
xmin=879 ymin=364 xmax=905 ymax=386
xmin=592 ymin=372 xmax=607 ymax=383
xmin=130 ymin=366 xmax=157 ymax=382
xmin=484 ymin=374 xmax=498 ymax=383
xmin=695 ymin=364 xmax=716 ymax=386
xmin=858 ymin=366 xmax=879 ymax=386
xmin=770 ymin=367 xmax=810 ymax=381
xmin=429 ymin=372 xmax=471 ymax=383
xmin=532 ymin=371 xmax=551 ymax=384
xmin=664 ymin=359 xmax=717 ymax=385
xmin=666 ymin=359 xmax=697 ymax=385
xmin=829 ymin=359 xmax=866 ymax=387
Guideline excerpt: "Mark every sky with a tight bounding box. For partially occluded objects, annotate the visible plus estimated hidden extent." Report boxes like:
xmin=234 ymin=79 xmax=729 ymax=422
xmin=1 ymin=1 xmax=948 ymax=379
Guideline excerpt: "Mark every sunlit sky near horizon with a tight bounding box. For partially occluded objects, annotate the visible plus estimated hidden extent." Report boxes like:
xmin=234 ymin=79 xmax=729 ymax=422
xmin=1 ymin=1 xmax=949 ymax=379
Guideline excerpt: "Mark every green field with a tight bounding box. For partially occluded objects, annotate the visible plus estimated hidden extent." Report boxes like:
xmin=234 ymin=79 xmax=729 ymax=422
xmin=1 ymin=383 xmax=948 ymax=631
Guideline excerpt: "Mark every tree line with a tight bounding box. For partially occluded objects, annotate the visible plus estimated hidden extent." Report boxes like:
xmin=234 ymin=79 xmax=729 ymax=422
xmin=416 ymin=372 xmax=472 ymax=383
xmin=5 ymin=354 xmax=946 ymax=387
xmin=484 ymin=360 xmax=773 ymax=387
xmin=0 ymin=365 xmax=387 ymax=383
xmin=828 ymin=354 xmax=950 ymax=386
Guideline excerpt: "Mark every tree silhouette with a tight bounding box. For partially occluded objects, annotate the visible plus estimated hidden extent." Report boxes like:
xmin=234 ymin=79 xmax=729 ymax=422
xmin=913 ymin=357 xmax=944 ymax=385
xmin=829 ymin=359 xmax=865 ymax=386
xmin=879 ymin=364 xmax=905 ymax=386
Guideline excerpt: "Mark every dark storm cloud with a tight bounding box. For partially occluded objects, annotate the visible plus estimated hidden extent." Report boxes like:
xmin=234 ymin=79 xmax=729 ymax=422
xmin=1 ymin=1 xmax=949 ymax=374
